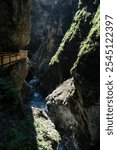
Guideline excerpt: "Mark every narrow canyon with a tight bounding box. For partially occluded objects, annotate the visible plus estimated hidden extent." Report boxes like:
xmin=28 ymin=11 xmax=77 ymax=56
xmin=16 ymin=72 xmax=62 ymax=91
xmin=0 ymin=0 xmax=100 ymax=150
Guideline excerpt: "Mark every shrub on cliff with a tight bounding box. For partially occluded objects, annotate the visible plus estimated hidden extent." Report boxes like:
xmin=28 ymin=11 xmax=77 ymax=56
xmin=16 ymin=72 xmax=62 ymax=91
xmin=0 ymin=77 xmax=21 ymax=112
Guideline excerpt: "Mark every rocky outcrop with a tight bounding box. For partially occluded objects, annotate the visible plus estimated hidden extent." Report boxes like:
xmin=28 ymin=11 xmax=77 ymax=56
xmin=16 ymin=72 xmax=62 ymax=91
xmin=10 ymin=58 xmax=30 ymax=97
xmin=0 ymin=58 xmax=30 ymax=109
xmin=0 ymin=0 xmax=31 ymax=52
xmin=46 ymin=78 xmax=99 ymax=149
xmin=31 ymin=107 xmax=61 ymax=150
xmin=0 ymin=0 xmax=32 ymax=100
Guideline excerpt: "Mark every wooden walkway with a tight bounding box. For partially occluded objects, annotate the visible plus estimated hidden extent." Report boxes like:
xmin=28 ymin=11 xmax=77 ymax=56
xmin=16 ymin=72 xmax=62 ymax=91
xmin=0 ymin=50 xmax=28 ymax=67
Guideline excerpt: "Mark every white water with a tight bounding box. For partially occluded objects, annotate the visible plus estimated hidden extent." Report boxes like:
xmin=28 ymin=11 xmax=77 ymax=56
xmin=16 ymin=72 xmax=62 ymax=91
xmin=27 ymin=78 xmax=46 ymax=111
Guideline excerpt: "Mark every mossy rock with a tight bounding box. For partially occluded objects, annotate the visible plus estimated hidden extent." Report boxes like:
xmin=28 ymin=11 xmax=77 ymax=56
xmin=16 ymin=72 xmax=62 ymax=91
xmin=71 ymin=8 xmax=100 ymax=106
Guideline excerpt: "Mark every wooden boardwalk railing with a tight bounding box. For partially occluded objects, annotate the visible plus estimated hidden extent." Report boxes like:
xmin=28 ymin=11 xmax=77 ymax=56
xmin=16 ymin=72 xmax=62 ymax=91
xmin=0 ymin=50 xmax=28 ymax=67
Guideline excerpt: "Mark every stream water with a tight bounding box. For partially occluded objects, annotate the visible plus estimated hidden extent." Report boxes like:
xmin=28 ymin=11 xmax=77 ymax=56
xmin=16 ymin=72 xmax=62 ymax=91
xmin=28 ymin=91 xmax=46 ymax=111
xmin=27 ymin=78 xmax=46 ymax=111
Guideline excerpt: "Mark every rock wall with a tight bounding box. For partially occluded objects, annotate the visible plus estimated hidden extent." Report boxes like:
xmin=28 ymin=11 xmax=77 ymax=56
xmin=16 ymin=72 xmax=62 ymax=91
xmin=32 ymin=0 xmax=77 ymax=84
xmin=10 ymin=59 xmax=30 ymax=97
xmin=0 ymin=0 xmax=31 ymax=52
xmin=28 ymin=0 xmax=77 ymax=56
xmin=0 ymin=0 xmax=100 ymax=149
xmin=33 ymin=0 xmax=99 ymax=93
xmin=26 ymin=0 xmax=55 ymax=55
xmin=45 ymin=0 xmax=100 ymax=149
xmin=46 ymin=78 xmax=100 ymax=149
xmin=0 ymin=1 xmax=61 ymax=150
xmin=0 ymin=0 xmax=32 ymax=99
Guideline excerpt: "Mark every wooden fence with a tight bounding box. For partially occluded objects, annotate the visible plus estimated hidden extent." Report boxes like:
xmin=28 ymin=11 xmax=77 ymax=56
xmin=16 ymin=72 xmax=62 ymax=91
xmin=0 ymin=50 xmax=28 ymax=66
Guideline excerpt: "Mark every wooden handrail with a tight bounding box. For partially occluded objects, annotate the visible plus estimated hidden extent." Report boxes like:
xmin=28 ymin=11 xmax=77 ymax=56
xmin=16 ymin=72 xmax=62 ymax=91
xmin=0 ymin=50 xmax=28 ymax=66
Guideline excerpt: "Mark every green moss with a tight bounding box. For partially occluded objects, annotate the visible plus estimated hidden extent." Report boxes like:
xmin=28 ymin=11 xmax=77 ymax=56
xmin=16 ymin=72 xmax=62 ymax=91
xmin=78 ymin=8 xmax=99 ymax=57
xmin=34 ymin=117 xmax=60 ymax=150
xmin=70 ymin=7 xmax=91 ymax=40
xmin=49 ymin=54 xmax=59 ymax=65
xmin=49 ymin=7 xmax=91 ymax=66
xmin=71 ymin=8 xmax=100 ymax=72
xmin=71 ymin=8 xmax=100 ymax=106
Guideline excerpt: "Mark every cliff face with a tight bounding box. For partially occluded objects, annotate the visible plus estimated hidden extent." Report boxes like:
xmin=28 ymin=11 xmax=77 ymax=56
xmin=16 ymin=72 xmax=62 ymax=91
xmin=45 ymin=0 xmax=100 ymax=149
xmin=27 ymin=0 xmax=55 ymax=55
xmin=0 ymin=0 xmax=31 ymax=52
xmin=10 ymin=59 xmax=30 ymax=97
xmin=0 ymin=0 xmax=32 ymax=110
xmin=46 ymin=78 xmax=99 ymax=149
xmin=0 ymin=1 xmax=61 ymax=149
xmin=32 ymin=0 xmax=77 ymax=83
xmin=28 ymin=0 xmax=77 ymax=56
xmin=0 ymin=0 xmax=100 ymax=149
xmin=0 ymin=0 xmax=32 ymax=96
xmin=32 ymin=0 xmax=99 ymax=93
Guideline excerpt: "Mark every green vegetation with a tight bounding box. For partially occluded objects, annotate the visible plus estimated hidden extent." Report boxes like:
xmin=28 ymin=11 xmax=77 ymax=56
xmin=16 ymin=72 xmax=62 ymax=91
xmin=49 ymin=7 xmax=91 ymax=65
xmin=0 ymin=103 xmax=60 ymax=150
xmin=0 ymin=66 xmax=60 ymax=150
xmin=72 ymin=8 xmax=100 ymax=71
xmin=0 ymin=113 xmax=36 ymax=150
xmin=78 ymin=8 xmax=100 ymax=57
xmin=0 ymin=67 xmax=21 ymax=112
xmin=71 ymin=8 xmax=100 ymax=106
xmin=34 ymin=117 xmax=60 ymax=150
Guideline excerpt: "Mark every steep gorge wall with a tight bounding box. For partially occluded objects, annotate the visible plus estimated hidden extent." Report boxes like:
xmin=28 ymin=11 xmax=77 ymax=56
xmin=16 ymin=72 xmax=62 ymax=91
xmin=27 ymin=0 xmax=55 ymax=55
xmin=10 ymin=59 xmax=30 ymax=98
xmin=33 ymin=0 xmax=99 ymax=93
xmin=32 ymin=0 xmax=77 ymax=84
xmin=0 ymin=0 xmax=100 ymax=149
xmin=45 ymin=0 xmax=100 ymax=149
xmin=0 ymin=0 xmax=31 ymax=101
xmin=0 ymin=2 xmax=61 ymax=150
xmin=0 ymin=0 xmax=31 ymax=52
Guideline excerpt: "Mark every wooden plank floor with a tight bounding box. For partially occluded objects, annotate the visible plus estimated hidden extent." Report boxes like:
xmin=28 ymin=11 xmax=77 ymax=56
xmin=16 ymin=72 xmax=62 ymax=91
xmin=0 ymin=50 xmax=28 ymax=66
